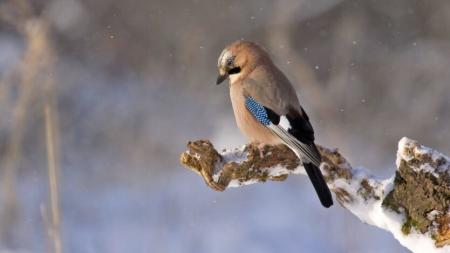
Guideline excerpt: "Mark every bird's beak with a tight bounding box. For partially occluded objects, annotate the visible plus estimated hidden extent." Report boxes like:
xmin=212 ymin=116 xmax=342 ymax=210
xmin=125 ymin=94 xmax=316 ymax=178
xmin=216 ymin=68 xmax=228 ymax=85
xmin=216 ymin=73 xmax=228 ymax=85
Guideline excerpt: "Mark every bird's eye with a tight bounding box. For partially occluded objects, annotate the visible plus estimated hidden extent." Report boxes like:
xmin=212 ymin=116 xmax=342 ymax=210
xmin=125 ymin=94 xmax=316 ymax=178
xmin=226 ymin=58 xmax=233 ymax=66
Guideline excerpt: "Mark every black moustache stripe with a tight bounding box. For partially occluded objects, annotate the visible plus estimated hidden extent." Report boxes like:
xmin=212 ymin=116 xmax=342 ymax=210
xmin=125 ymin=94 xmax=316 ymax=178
xmin=228 ymin=67 xmax=241 ymax=75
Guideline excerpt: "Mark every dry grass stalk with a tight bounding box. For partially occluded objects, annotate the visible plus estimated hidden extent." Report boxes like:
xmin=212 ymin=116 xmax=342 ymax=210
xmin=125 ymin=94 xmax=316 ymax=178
xmin=0 ymin=2 xmax=62 ymax=251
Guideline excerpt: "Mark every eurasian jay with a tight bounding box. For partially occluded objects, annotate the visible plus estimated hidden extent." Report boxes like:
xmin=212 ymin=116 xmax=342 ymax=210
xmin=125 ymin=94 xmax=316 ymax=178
xmin=216 ymin=40 xmax=333 ymax=208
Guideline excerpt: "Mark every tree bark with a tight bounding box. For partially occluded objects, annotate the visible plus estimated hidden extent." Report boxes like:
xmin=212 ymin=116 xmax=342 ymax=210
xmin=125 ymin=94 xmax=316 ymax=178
xmin=180 ymin=137 xmax=449 ymax=252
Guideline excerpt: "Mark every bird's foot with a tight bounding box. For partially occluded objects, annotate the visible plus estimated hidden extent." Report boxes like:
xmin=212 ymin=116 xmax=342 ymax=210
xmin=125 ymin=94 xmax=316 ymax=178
xmin=251 ymin=142 xmax=267 ymax=158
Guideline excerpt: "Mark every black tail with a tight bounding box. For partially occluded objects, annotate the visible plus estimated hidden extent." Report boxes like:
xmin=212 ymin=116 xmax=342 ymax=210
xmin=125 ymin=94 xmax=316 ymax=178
xmin=303 ymin=162 xmax=333 ymax=208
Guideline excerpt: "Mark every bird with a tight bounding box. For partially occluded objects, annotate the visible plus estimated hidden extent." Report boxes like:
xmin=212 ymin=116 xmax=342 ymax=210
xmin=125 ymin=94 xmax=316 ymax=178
xmin=216 ymin=40 xmax=333 ymax=208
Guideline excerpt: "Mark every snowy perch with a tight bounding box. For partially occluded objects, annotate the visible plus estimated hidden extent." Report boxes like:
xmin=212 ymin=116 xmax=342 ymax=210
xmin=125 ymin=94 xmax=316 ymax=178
xmin=180 ymin=137 xmax=449 ymax=253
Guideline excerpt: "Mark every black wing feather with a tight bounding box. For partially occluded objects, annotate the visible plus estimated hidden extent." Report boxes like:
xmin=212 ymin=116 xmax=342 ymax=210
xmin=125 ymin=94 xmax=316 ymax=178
xmin=263 ymin=106 xmax=280 ymax=125
xmin=260 ymin=105 xmax=333 ymax=208
xmin=286 ymin=107 xmax=315 ymax=144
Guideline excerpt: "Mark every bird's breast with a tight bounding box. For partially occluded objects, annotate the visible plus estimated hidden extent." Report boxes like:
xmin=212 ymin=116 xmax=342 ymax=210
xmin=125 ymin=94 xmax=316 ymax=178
xmin=229 ymin=83 xmax=280 ymax=145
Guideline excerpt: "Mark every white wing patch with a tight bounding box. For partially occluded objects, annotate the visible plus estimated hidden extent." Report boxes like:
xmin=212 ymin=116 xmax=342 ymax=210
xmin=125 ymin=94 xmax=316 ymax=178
xmin=279 ymin=115 xmax=291 ymax=130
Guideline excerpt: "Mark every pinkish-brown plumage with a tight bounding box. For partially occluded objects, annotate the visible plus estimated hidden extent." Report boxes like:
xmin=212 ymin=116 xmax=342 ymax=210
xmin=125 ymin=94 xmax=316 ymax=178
xmin=229 ymin=81 xmax=280 ymax=144
xmin=216 ymin=40 xmax=334 ymax=208
xmin=218 ymin=41 xmax=300 ymax=144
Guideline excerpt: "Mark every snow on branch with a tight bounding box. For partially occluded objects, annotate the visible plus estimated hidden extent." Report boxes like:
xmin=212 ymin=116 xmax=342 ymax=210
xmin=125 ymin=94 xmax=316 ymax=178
xmin=180 ymin=137 xmax=449 ymax=253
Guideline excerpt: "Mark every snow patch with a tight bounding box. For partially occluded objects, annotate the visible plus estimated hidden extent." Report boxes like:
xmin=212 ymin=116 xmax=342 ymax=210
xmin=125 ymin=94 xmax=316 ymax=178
xmin=336 ymin=171 xmax=449 ymax=253
xmin=221 ymin=146 xmax=248 ymax=164
xmin=208 ymin=137 xmax=450 ymax=253
xmin=397 ymin=137 xmax=450 ymax=178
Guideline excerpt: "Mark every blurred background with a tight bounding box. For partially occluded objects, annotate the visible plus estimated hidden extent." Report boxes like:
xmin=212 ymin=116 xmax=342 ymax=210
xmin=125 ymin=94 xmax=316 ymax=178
xmin=0 ymin=0 xmax=449 ymax=252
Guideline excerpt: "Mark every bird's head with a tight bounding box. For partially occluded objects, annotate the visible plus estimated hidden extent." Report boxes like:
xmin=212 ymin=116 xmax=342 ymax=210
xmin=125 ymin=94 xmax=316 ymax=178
xmin=216 ymin=40 xmax=269 ymax=85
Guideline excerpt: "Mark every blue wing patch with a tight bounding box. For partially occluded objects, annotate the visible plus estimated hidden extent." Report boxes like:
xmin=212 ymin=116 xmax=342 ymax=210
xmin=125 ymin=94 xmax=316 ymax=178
xmin=245 ymin=96 xmax=271 ymax=125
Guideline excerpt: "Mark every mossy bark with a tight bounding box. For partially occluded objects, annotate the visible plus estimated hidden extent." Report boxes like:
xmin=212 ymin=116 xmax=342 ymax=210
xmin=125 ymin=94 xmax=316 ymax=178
xmin=382 ymin=140 xmax=450 ymax=247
